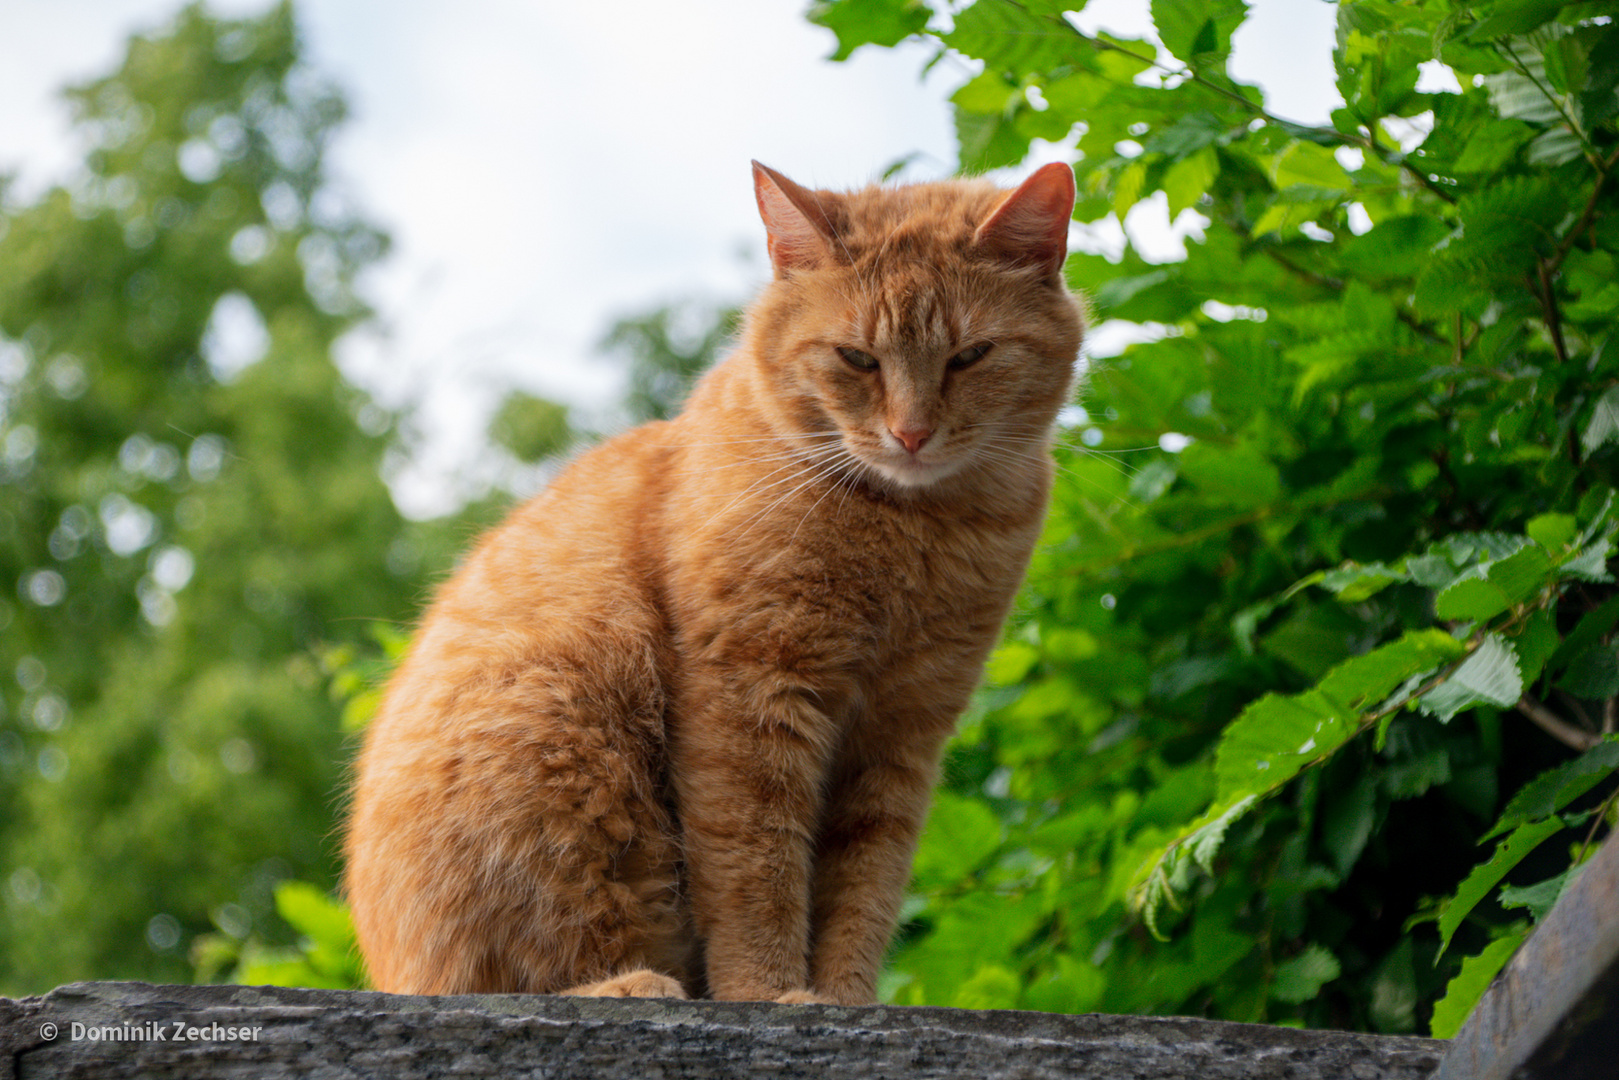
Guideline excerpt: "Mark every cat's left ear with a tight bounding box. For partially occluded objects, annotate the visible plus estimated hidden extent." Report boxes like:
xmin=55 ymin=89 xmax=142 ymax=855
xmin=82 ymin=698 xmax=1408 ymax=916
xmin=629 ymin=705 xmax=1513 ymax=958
xmin=973 ymin=161 xmax=1075 ymax=279
xmin=753 ymin=161 xmax=839 ymax=277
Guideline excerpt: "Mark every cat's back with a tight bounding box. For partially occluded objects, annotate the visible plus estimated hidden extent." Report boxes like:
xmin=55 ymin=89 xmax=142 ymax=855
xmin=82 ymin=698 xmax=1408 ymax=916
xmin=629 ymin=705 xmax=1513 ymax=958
xmin=369 ymin=420 xmax=686 ymax=741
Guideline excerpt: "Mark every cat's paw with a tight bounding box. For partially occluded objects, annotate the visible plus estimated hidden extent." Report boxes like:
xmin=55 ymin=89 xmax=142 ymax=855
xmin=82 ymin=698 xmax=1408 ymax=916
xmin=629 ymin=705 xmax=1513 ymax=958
xmin=566 ymin=969 xmax=689 ymax=999
xmin=773 ymin=989 xmax=836 ymax=1006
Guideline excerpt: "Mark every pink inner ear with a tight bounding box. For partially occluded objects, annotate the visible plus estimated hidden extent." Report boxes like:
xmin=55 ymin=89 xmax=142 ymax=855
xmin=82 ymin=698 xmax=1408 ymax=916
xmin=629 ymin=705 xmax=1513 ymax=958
xmin=973 ymin=161 xmax=1076 ymax=276
xmin=753 ymin=161 xmax=835 ymax=276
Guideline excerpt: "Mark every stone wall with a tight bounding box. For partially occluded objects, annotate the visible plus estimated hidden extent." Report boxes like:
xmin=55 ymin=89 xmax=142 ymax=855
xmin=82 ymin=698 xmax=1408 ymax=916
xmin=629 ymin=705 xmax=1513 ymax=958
xmin=1 ymin=981 xmax=1443 ymax=1079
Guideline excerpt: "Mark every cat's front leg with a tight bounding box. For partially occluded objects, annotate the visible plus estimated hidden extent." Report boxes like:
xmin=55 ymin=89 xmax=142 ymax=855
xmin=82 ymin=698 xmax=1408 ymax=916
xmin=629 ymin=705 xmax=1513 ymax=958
xmin=671 ymin=677 xmax=840 ymax=1002
xmin=804 ymin=718 xmax=952 ymax=1006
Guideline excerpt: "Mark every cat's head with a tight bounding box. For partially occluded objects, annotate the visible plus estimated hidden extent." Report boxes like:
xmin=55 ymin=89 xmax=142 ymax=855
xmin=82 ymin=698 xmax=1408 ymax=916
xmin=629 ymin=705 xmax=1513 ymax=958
xmin=742 ymin=162 xmax=1084 ymax=493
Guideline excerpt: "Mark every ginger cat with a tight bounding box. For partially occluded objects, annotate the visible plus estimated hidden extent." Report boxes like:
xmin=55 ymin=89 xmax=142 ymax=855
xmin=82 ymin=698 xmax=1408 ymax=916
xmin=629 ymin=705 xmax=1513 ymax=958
xmin=344 ymin=161 xmax=1084 ymax=1004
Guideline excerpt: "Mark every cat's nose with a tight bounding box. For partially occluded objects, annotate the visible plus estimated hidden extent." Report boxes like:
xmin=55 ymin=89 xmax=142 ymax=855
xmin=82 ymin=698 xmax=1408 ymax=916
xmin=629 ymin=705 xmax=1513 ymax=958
xmin=890 ymin=426 xmax=933 ymax=454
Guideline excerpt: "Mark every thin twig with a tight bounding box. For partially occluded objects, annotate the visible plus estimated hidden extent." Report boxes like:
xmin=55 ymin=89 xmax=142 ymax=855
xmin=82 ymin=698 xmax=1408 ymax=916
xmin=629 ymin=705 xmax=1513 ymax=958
xmin=1535 ymin=259 xmax=1571 ymax=366
xmin=1548 ymin=144 xmax=1619 ymax=276
xmin=1517 ymin=694 xmax=1603 ymax=751
xmin=1604 ymin=696 xmax=1616 ymax=736
xmin=1576 ymin=786 xmax=1619 ymax=866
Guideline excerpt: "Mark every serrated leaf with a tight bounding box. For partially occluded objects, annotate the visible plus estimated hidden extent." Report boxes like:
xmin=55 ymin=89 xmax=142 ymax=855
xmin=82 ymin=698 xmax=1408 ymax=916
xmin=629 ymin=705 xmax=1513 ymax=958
xmin=1485 ymin=69 xmax=1563 ymax=123
xmin=1508 ymin=606 xmax=1560 ymax=687
xmin=1437 ymin=816 xmax=1564 ymax=956
xmin=1451 ymin=118 xmax=1539 ymax=172
xmin=1418 ymin=636 xmax=1524 ymax=722
xmin=1113 ymin=159 xmax=1148 ymax=218
xmin=1485 ymin=737 xmax=1619 ymax=839
xmin=1562 ymin=535 xmax=1615 ymax=582
xmin=1429 ymin=932 xmax=1526 ymax=1038
xmin=808 ymin=0 xmax=931 ymax=61
xmin=1186 ymin=794 xmax=1257 ymax=872
xmin=956 ymin=106 xmax=1029 ymax=171
xmin=1526 ymin=126 xmax=1584 ymax=165
xmin=1272 ymin=141 xmax=1350 ymax=191
xmin=1162 ymin=146 xmax=1219 ymax=217
xmin=1321 ymin=561 xmax=1410 ymax=602
xmin=1527 ymin=513 xmax=1578 ymax=552
xmin=1151 ymin=0 xmax=1247 ymax=63
xmin=1319 ymin=629 xmax=1469 ymax=711
xmin=1215 ymin=690 xmax=1355 ymax=801
xmin=1499 ymin=866 xmax=1576 ymax=921
xmin=946 ymin=0 xmax=1071 ymax=73
xmin=1435 ymin=572 xmax=1514 ymax=621
xmin=912 ymin=791 xmax=1005 ymax=889
xmin=1558 ymin=643 xmax=1619 ymax=697
xmin=1272 ymin=944 xmax=1341 ymax=1004
xmin=1581 ymin=385 xmax=1619 ymax=453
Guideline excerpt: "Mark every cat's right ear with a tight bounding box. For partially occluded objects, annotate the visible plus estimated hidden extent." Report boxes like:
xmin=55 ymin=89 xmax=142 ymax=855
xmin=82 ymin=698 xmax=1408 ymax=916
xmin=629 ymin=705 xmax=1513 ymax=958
xmin=753 ymin=161 xmax=837 ymax=277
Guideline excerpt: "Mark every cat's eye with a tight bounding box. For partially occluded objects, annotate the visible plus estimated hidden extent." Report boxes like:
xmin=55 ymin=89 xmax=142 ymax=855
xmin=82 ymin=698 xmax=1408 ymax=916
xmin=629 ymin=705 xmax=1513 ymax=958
xmin=948 ymin=343 xmax=994 ymax=370
xmin=837 ymin=346 xmax=880 ymax=371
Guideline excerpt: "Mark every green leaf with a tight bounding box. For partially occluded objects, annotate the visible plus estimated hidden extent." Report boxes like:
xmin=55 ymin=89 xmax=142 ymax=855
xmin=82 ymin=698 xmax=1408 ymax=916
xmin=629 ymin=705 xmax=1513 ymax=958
xmin=275 ymin=882 xmax=353 ymax=945
xmin=912 ymin=791 xmax=1005 ymax=889
xmin=808 ymin=0 xmax=930 ymax=61
xmin=985 ymin=640 xmax=1039 ymax=685
xmin=1437 ymin=816 xmax=1564 ymax=956
xmin=1212 ymin=630 xmax=1465 ymax=802
xmin=946 ymin=0 xmax=1072 ymax=73
xmin=1558 ymin=644 xmax=1619 ymax=697
xmin=1485 ymin=737 xmax=1619 ymax=839
xmin=1581 ymin=385 xmax=1619 ymax=454
xmin=1429 ymin=932 xmax=1526 ymax=1039
xmin=1418 ymin=636 xmax=1524 ymax=723
xmin=1526 ymin=513 xmax=1578 ymax=552
xmin=1151 ymin=0 xmax=1247 ymax=63
xmin=1272 ymin=141 xmax=1350 ymax=191
xmin=1468 ymin=0 xmax=1567 ymax=39
xmin=1450 ymin=118 xmax=1539 ymax=172
xmin=1272 ymin=945 xmax=1341 ymax=1004
xmin=1177 ymin=441 xmax=1282 ymax=508
xmin=1434 ymin=545 xmax=1552 ymax=621
xmin=952 ymin=70 xmax=1020 ymax=114
xmin=1499 ymin=866 xmax=1576 ymax=921
xmin=1215 ymin=690 xmax=1355 ymax=800
xmin=1507 ymin=606 xmax=1560 ymax=687
xmin=1187 ymin=794 xmax=1258 ymax=872
xmin=1162 ymin=146 xmax=1220 ymax=218
xmin=1320 ymin=773 xmax=1379 ymax=876
xmin=1319 ymin=561 xmax=1410 ymax=602
xmin=1547 ymin=595 xmax=1619 ymax=676
xmin=956 ymin=106 xmax=1029 ymax=171
xmin=1434 ymin=573 xmax=1515 ymax=622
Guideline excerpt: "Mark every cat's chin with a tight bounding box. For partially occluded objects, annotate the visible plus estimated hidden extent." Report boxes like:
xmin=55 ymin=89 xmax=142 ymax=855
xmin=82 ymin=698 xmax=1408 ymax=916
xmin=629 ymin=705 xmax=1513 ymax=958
xmin=868 ymin=455 xmax=966 ymax=489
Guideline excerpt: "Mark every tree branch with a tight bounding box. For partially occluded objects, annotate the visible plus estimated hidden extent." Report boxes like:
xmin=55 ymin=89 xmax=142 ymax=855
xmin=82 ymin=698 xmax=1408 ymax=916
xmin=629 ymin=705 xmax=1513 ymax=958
xmin=1517 ymin=694 xmax=1603 ymax=751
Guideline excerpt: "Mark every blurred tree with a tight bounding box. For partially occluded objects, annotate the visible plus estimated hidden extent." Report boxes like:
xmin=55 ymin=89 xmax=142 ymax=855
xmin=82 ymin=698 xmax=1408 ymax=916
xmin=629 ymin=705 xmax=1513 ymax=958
xmin=0 ymin=1 xmax=448 ymax=992
xmin=598 ymin=301 xmax=739 ymax=424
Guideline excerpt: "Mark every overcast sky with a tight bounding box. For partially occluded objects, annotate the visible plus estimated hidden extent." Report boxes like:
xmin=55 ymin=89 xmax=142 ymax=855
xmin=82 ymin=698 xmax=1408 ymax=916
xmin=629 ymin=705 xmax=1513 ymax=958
xmin=1 ymin=0 xmax=1341 ymax=516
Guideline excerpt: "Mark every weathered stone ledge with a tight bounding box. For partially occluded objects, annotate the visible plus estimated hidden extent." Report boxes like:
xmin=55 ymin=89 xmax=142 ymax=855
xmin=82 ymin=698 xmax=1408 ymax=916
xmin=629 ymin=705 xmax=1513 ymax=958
xmin=1 ymin=980 xmax=1443 ymax=1079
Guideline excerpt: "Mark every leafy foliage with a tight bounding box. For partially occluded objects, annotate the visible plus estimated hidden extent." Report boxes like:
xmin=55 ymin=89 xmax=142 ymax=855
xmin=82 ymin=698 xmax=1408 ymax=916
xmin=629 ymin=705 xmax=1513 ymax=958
xmin=813 ymin=0 xmax=1619 ymax=1034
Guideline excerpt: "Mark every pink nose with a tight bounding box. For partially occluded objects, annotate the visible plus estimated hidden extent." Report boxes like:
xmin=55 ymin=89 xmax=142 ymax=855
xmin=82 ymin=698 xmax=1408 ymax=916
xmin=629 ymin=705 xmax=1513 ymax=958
xmin=891 ymin=426 xmax=932 ymax=454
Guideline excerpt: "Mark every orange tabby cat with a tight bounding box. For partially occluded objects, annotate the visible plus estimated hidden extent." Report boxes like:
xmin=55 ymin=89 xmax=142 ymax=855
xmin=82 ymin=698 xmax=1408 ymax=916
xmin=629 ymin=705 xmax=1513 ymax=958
xmin=344 ymin=161 xmax=1083 ymax=1003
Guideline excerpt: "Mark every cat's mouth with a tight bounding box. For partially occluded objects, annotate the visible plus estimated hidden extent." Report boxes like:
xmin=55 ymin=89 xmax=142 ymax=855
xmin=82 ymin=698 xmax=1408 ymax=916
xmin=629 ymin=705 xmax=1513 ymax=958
xmin=867 ymin=448 xmax=966 ymax=488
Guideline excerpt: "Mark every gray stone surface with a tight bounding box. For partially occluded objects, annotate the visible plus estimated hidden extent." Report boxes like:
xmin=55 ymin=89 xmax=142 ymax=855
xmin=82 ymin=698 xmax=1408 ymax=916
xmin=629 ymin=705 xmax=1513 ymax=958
xmin=1 ymin=980 xmax=1443 ymax=1079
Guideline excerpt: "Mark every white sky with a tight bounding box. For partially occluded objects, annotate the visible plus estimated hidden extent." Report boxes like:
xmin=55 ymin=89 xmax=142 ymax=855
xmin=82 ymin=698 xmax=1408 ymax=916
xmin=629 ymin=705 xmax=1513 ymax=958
xmin=0 ymin=0 xmax=1341 ymax=517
